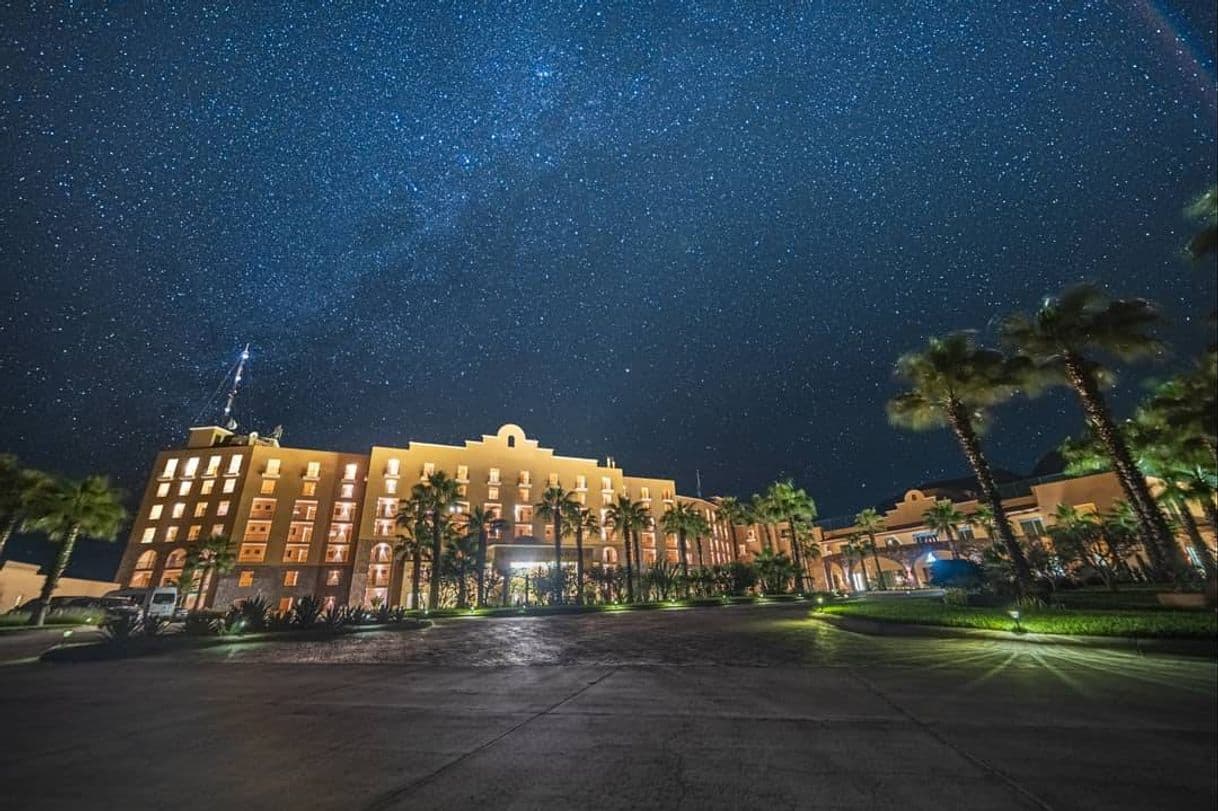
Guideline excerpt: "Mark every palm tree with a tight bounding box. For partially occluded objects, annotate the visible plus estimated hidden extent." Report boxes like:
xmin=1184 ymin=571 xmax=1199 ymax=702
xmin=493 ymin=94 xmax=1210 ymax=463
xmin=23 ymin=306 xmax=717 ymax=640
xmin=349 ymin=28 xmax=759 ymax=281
xmin=752 ymin=547 xmax=795 ymax=594
xmin=688 ymin=510 xmax=711 ymax=570
xmin=443 ymin=530 xmax=480 ymax=608
xmin=841 ymin=533 xmax=871 ymax=591
xmin=562 ymin=502 xmax=599 ymax=605
xmin=1186 ymin=184 xmax=1217 ymax=260
xmin=466 ymin=505 xmax=506 ymax=608
xmin=23 ymin=475 xmax=127 ymax=626
xmin=0 ymin=456 xmax=51 ymax=561
xmin=713 ymin=496 xmax=748 ymax=562
xmin=660 ymin=502 xmax=698 ymax=586
xmin=854 ymin=508 xmax=887 ymax=590
xmin=887 ymin=332 xmax=1035 ymax=591
xmin=1000 ymin=285 xmax=1177 ymax=574
xmin=968 ymin=504 xmax=997 ymax=540
xmin=415 ymin=472 xmax=459 ymax=611
xmin=604 ymin=496 xmax=646 ymax=603
xmin=535 ymin=485 xmax=575 ymax=604
xmin=179 ymin=534 xmax=235 ymax=608
xmin=750 ymin=493 xmax=778 ymax=551
xmin=768 ymin=480 xmax=818 ymax=593
xmin=1156 ymin=477 xmax=1217 ymax=580
xmin=395 ymin=495 xmax=431 ymax=610
xmin=923 ymin=499 xmax=966 ymax=559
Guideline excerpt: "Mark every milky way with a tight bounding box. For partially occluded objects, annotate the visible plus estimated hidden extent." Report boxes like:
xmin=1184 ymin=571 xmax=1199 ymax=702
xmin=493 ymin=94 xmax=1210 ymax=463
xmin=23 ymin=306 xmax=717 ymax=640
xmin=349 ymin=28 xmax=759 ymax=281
xmin=1 ymin=1 xmax=1215 ymax=571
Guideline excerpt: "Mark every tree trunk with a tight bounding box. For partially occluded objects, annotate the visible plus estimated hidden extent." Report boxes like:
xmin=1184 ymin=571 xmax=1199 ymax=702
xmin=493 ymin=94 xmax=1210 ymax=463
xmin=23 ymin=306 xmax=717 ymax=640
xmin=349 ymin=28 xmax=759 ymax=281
xmin=475 ymin=529 xmax=488 ymax=608
xmin=1062 ymin=355 xmax=1178 ymax=576
xmin=789 ymin=518 xmax=806 ymax=594
xmin=695 ymin=535 xmax=704 ymax=570
xmin=427 ymin=517 xmax=443 ymax=611
xmin=857 ymin=557 xmax=871 ymax=591
xmin=574 ymin=525 xmax=585 ymax=605
xmin=622 ymin=526 xmax=635 ymax=603
xmin=456 ymin=562 xmax=468 ymax=608
xmin=1173 ymin=503 xmax=1217 ymax=579
xmin=869 ymin=537 xmax=885 ymax=591
xmin=1198 ymin=495 xmax=1218 ymax=536
xmin=552 ymin=513 xmax=564 ymax=605
xmin=946 ymin=400 xmax=1034 ymax=593
xmin=0 ymin=516 xmax=19 ymax=560
xmin=411 ymin=547 xmax=423 ymax=610
xmin=728 ymin=522 xmax=740 ymax=562
xmin=33 ymin=526 xmax=79 ymax=626
xmin=677 ymin=529 xmax=689 ymax=587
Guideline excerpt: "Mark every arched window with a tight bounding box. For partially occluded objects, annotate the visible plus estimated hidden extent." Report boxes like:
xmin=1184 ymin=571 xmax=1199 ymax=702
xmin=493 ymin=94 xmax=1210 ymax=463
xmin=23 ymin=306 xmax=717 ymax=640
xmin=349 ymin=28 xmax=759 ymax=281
xmin=165 ymin=548 xmax=188 ymax=569
xmin=603 ymin=547 xmax=618 ymax=564
xmin=507 ymin=435 xmax=516 ymax=448
xmin=370 ymin=543 xmax=392 ymax=563
xmin=135 ymin=550 xmax=157 ymax=570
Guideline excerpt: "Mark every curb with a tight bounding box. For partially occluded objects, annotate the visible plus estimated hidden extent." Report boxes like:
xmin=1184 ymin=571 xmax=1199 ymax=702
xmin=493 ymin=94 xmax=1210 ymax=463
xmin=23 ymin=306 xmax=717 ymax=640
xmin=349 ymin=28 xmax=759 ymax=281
xmin=813 ymin=613 xmax=1218 ymax=658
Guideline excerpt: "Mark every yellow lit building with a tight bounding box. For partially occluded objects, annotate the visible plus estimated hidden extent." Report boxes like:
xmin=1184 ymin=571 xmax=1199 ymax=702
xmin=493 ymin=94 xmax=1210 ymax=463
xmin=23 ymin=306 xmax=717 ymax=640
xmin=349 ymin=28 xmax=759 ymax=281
xmin=115 ymin=423 xmax=732 ymax=610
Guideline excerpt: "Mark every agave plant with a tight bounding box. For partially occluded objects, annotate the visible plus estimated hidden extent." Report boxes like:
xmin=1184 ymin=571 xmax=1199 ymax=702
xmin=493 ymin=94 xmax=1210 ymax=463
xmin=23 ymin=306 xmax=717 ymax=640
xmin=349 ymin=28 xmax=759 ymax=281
xmin=237 ymin=595 xmax=271 ymax=630
xmin=101 ymin=612 xmax=142 ymax=641
xmin=293 ymin=595 xmax=324 ymax=629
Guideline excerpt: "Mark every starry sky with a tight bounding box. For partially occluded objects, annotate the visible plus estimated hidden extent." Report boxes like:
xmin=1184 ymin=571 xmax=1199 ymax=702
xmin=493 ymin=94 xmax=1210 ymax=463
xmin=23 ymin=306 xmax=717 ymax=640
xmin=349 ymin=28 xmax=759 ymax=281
xmin=1 ymin=2 xmax=1216 ymax=575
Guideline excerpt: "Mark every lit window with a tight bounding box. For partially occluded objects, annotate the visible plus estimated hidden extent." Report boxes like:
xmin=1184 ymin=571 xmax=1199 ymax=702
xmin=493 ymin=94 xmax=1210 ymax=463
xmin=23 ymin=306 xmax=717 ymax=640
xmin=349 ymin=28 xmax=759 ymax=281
xmin=576 ymin=475 xmax=587 ymax=490
xmin=386 ymin=457 xmax=400 ymax=476
xmin=326 ymin=570 xmax=341 ymax=586
xmin=333 ymin=502 xmax=355 ymax=522
xmin=205 ymin=456 xmax=221 ymax=476
xmin=260 ymin=480 xmax=276 ymax=495
xmin=374 ymin=519 xmax=395 ymax=537
xmin=243 ymin=520 xmax=271 ymax=542
xmin=278 ymin=597 xmax=294 ymax=614
xmin=171 ymin=503 xmax=185 ymax=519
xmin=194 ymin=502 xmax=208 ymax=518
xmin=283 ymin=544 xmax=309 ymax=563
xmin=421 ymin=462 xmax=435 ymax=479
xmin=377 ymin=497 xmax=397 ymax=518
xmin=177 ymin=480 xmax=192 ymax=496
xmin=520 ymin=471 xmax=531 ymax=485
xmin=328 ymin=523 xmax=352 ymax=543
xmin=302 ymin=481 xmax=317 ymax=496
xmin=222 ymin=478 xmax=236 ymax=494
xmin=211 ymin=524 xmax=224 ymax=536
xmin=548 ymin=473 xmax=559 ymax=486
xmin=226 ymin=455 xmax=242 ymax=475
xmin=287 ymin=523 xmax=314 ymax=543
xmin=385 ymin=478 xmax=398 ymax=495
xmin=251 ymin=498 xmax=276 ymax=518
xmin=187 ymin=525 xmax=201 ymax=541
xmin=238 ymin=570 xmax=254 ymax=587
xmin=324 ymin=545 xmax=349 ymax=563
xmin=284 ymin=571 xmax=299 ymax=587
xmin=601 ymin=477 xmax=612 ymax=491
xmin=200 ymin=479 xmax=215 ymax=495
xmin=487 ymin=486 xmax=499 ymax=501
xmin=238 ymin=543 xmax=266 ymax=562
xmin=456 ymin=464 xmax=469 ymax=481
xmin=160 ymin=458 xmax=179 ymax=479
xmin=340 ymin=483 xmax=355 ymax=499
xmin=156 ymin=482 xmax=170 ymax=498
xmin=217 ymin=501 xmax=230 ymax=517
xmin=489 ymin=467 xmax=501 ymax=484
xmin=265 ymin=458 xmax=282 ymax=477
xmin=305 ymin=461 xmax=321 ymax=479
xmin=149 ymin=504 xmax=164 ymax=520
xmin=514 ymin=524 xmax=531 ymax=538
xmin=165 ymin=526 xmax=179 ymax=543
xmin=344 ymin=463 xmax=358 ymax=481
xmin=182 ymin=457 xmax=200 ymax=478
xmin=140 ymin=527 xmax=155 ymax=544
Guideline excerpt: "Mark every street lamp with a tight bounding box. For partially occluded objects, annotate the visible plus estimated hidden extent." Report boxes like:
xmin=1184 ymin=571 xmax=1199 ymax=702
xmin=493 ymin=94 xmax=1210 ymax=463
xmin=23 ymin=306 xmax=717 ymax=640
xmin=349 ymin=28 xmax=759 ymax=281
xmin=1008 ymin=608 xmax=1023 ymax=633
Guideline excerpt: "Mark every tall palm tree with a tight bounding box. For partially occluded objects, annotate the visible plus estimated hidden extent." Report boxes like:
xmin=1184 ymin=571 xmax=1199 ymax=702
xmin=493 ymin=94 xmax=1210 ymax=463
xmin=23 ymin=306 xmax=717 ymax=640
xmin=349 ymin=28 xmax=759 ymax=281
xmin=1185 ymin=184 xmax=1217 ymax=261
xmin=465 ymin=505 xmax=506 ymax=608
xmin=416 ymin=472 xmax=459 ymax=611
xmin=713 ymin=496 xmax=747 ymax=562
xmin=179 ymin=534 xmax=235 ymax=608
xmin=395 ymin=495 xmax=431 ymax=610
xmin=767 ymin=480 xmax=817 ymax=593
xmin=562 ymin=502 xmax=599 ymax=605
xmin=604 ymin=495 xmax=645 ymax=603
xmin=535 ymin=485 xmax=575 ymax=604
xmin=443 ymin=530 xmax=480 ymax=608
xmin=750 ymin=493 xmax=778 ymax=551
xmin=854 ymin=508 xmax=887 ymax=590
xmin=0 ymin=456 xmax=51 ymax=561
xmin=23 ymin=475 xmax=127 ymax=626
xmin=1000 ymin=285 xmax=1177 ymax=573
xmin=888 ymin=332 xmax=1035 ymax=591
xmin=689 ymin=510 xmax=711 ymax=570
xmin=1156 ymin=477 xmax=1217 ymax=580
xmin=923 ymin=499 xmax=966 ymax=559
xmin=841 ymin=533 xmax=871 ymax=591
xmin=659 ymin=502 xmax=697 ymax=585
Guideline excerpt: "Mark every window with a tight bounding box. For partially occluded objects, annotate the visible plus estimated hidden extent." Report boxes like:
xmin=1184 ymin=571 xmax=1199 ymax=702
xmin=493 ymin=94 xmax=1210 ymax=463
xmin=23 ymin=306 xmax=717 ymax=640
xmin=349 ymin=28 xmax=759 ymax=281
xmin=134 ymin=549 xmax=157 ymax=571
xmin=222 ymin=478 xmax=236 ymax=494
xmin=913 ymin=530 xmax=938 ymax=544
xmin=385 ymin=478 xmax=398 ymax=495
xmin=489 ymin=467 xmax=501 ymax=484
xmin=515 ymin=505 xmax=533 ymax=523
xmin=386 ymin=457 xmax=400 ymax=476
xmin=333 ymin=502 xmax=355 ymax=522
xmin=226 ymin=455 xmax=242 ymax=475
xmin=520 ymin=470 xmax=531 ymax=485
xmin=278 ymin=597 xmax=294 ymax=614
xmin=160 ymin=458 xmax=179 ymax=479
xmin=287 ymin=523 xmax=314 ymax=543
xmin=324 ymin=545 xmax=349 ymax=563
xmin=156 ymin=482 xmax=170 ymax=498
xmin=421 ymin=462 xmax=435 ymax=478
xmin=377 ymin=497 xmax=398 ymax=518
xmin=187 ymin=525 xmax=201 ymax=541
xmin=283 ymin=570 xmax=299 ymax=587
xmin=140 ymin=527 xmax=155 ymax=544
xmin=250 ymin=498 xmax=276 ymax=518
xmin=544 ymin=525 xmax=553 ymax=540
xmin=217 ymin=500 xmax=230 ymax=517
xmin=487 ymin=486 xmax=499 ymax=501
xmin=194 ymin=502 xmax=208 ymax=518
xmin=171 ymin=502 xmax=186 ymax=519
xmin=548 ymin=473 xmax=559 ymax=486
xmin=238 ymin=544 xmax=266 ymax=562
xmin=374 ymin=519 xmax=395 ymax=537
xmin=265 ymin=458 xmax=282 ymax=477
xmin=957 ymin=526 xmax=976 ymax=542
xmin=292 ymin=500 xmax=318 ymax=520
xmin=344 ymin=463 xmax=358 ymax=481
xmin=149 ymin=504 xmax=164 ymax=521
xmin=518 ymin=487 xmax=530 ymax=502
xmin=455 ymin=464 xmax=468 ymax=481
xmin=182 ymin=457 xmax=200 ymax=478
xmin=305 ymin=461 xmax=321 ymax=479
xmin=328 ymin=524 xmax=352 ymax=543
xmin=575 ymin=475 xmax=587 ymax=490
xmin=601 ymin=477 xmax=612 ymax=491
xmin=640 ymin=487 xmax=650 ymax=501
xmin=205 ymin=456 xmax=221 ymax=476
xmin=326 ymin=570 xmax=342 ymax=586
xmin=260 ymin=479 xmax=276 ymax=495
xmin=283 ymin=545 xmax=309 ymax=563
xmin=211 ymin=524 xmax=224 ymax=537
xmin=1020 ymin=518 xmax=1046 ymax=539
xmin=177 ymin=480 xmax=192 ymax=496
xmin=514 ymin=524 xmax=531 ymax=537
xmin=238 ymin=570 xmax=254 ymax=587
xmin=243 ymin=520 xmax=271 ymax=542
xmin=340 ymin=483 xmax=355 ymax=499
xmin=200 ymin=479 xmax=215 ymax=495
xmin=164 ymin=526 xmax=179 ymax=543
xmin=302 ymin=480 xmax=317 ymax=496
xmin=370 ymin=543 xmax=392 ymax=563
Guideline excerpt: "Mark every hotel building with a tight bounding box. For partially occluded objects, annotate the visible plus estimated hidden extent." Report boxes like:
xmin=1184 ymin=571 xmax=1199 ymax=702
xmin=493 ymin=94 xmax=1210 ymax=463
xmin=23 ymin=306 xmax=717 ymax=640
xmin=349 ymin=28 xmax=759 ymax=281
xmin=115 ymin=423 xmax=733 ymax=611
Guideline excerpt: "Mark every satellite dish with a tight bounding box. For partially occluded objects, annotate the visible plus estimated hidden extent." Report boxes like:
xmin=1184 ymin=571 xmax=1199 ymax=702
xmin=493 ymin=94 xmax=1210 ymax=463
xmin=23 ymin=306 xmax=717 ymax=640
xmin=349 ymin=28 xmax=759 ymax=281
xmin=270 ymin=425 xmax=284 ymax=440
xmin=225 ymin=418 xmax=238 ymax=431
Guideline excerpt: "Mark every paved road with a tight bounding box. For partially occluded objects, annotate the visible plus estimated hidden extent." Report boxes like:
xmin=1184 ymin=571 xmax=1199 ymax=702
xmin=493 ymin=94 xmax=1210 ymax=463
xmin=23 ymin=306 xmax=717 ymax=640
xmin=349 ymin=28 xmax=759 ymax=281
xmin=0 ymin=603 xmax=1213 ymax=810
xmin=0 ymin=625 xmax=104 ymax=664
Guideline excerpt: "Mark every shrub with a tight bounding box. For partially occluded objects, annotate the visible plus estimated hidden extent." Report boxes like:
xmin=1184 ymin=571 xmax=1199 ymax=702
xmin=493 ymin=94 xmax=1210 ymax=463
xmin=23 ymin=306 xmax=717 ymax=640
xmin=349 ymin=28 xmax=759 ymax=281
xmin=101 ymin=612 xmax=142 ymax=641
xmin=184 ymin=611 xmax=223 ymax=636
xmin=928 ymin=559 xmax=987 ymax=589
xmin=321 ymin=605 xmax=345 ymax=629
xmin=236 ymin=596 xmax=271 ymax=631
xmin=292 ymin=596 xmax=324 ymax=629
xmin=943 ymin=588 xmax=970 ymax=608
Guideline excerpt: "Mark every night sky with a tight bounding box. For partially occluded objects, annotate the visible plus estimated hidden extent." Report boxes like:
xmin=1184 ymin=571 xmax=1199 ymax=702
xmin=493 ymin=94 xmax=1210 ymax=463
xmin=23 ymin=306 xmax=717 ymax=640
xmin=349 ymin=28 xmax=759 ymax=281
xmin=1 ymin=2 xmax=1216 ymax=576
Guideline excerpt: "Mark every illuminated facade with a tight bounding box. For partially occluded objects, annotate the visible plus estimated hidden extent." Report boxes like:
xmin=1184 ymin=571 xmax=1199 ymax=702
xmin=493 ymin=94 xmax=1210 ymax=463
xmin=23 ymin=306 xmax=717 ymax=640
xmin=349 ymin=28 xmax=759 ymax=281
xmin=115 ymin=423 xmax=733 ymax=610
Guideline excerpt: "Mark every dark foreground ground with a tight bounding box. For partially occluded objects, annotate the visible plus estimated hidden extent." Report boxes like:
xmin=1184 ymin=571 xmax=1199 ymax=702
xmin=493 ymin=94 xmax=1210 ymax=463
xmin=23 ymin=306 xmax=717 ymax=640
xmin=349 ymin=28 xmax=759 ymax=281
xmin=1 ymin=603 xmax=1214 ymax=810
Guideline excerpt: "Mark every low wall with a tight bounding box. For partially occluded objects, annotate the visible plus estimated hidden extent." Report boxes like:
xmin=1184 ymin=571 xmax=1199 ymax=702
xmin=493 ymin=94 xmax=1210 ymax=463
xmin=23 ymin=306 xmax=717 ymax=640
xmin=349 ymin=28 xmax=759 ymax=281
xmin=0 ymin=560 xmax=120 ymax=611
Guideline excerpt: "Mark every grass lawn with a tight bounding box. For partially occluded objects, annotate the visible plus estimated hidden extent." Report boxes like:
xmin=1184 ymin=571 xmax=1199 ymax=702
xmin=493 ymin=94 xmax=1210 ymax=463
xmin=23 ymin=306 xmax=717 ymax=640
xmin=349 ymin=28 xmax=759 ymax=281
xmin=819 ymin=599 xmax=1217 ymax=639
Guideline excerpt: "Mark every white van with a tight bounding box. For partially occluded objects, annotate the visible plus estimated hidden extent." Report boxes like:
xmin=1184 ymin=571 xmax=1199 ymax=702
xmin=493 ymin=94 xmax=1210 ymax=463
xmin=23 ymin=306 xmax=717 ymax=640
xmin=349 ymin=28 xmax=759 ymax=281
xmin=105 ymin=587 xmax=179 ymax=620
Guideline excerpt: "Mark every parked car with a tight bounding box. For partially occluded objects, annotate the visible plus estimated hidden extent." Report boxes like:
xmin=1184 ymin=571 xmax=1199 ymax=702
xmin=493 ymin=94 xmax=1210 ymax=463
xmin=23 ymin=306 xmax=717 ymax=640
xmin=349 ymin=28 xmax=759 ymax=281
xmin=103 ymin=587 xmax=179 ymax=620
